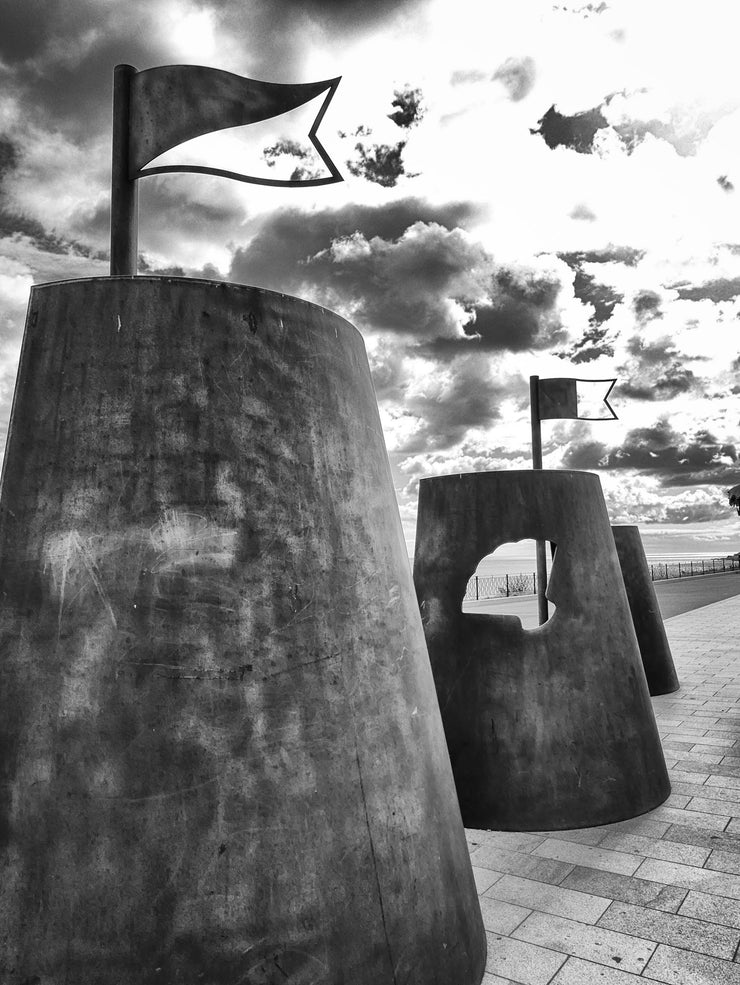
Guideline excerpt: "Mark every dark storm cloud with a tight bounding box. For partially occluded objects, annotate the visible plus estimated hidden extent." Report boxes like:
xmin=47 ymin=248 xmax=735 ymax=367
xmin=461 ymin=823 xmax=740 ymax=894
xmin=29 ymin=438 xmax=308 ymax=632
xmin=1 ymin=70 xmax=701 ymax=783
xmin=262 ymin=140 xmax=323 ymax=182
xmin=0 ymin=138 xmax=19 ymax=185
xmin=367 ymin=341 xmax=407 ymax=401
xmin=495 ymin=267 xmax=560 ymax=310
xmin=66 ymin=173 xmax=246 ymax=266
xmin=0 ymin=134 xmax=103 ymax=259
xmin=457 ymin=298 xmax=556 ymax=351
xmin=263 ymin=140 xmax=313 ymax=166
xmin=228 ymin=198 xmax=479 ymax=292
xmin=530 ymin=104 xmax=609 ymax=153
xmin=676 ymin=277 xmax=740 ymax=302
xmin=668 ymin=468 xmax=740 ymax=488
xmin=562 ymin=421 xmax=738 ymax=485
xmin=133 ymin=178 xmax=247 ymax=263
xmin=447 ymin=267 xmax=566 ymax=351
xmin=571 ymin=270 xmax=622 ymax=326
xmin=0 ymin=2 xmax=179 ymax=135
xmin=204 ymin=0 xmax=422 ymax=30
xmin=561 ymin=439 xmax=609 ymax=470
xmin=570 ymin=328 xmax=614 ymax=363
xmin=303 ymin=222 xmax=491 ymax=336
xmin=388 ymin=87 xmax=425 ymax=129
xmin=368 ymin=345 xmax=507 ymax=455
xmin=395 ymin=356 xmax=506 ymax=454
xmin=493 ymin=57 xmax=536 ymax=102
xmin=0 ymin=208 xmax=104 ymax=261
xmin=633 ymin=289 xmax=663 ymax=321
xmin=619 ymin=365 xmax=697 ymax=401
xmin=558 ymin=247 xmax=638 ymax=361
xmin=346 ymin=141 xmax=411 ymax=187
xmin=560 ymin=246 xmax=644 ymax=268
xmin=4 ymin=0 xmax=422 ymax=138
xmin=532 ymin=92 xmax=714 ymax=159
xmin=230 ymin=200 xmax=566 ymax=350
xmin=0 ymin=0 xmax=105 ymax=64
xmin=555 ymin=250 xmax=624 ymax=361
xmin=624 ymin=336 xmax=674 ymax=367
xmin=344 ymin=86 xmax=424 ymax=187
xmin=619 ymin=336 xmax=698 ymax=401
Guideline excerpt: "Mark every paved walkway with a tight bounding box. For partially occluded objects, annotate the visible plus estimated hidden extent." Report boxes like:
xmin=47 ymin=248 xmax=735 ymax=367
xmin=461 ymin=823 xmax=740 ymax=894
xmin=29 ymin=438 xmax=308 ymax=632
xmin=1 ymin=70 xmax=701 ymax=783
xmin=469 ymin=593 xmax=740 ymax=984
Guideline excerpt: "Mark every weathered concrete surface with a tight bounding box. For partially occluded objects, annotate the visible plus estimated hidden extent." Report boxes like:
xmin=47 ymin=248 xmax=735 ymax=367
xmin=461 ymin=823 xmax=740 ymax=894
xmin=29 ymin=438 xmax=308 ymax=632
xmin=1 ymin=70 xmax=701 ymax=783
xmin=413 ymin=470 xmax=669 ymax=832
xmin=612 ymin=525 xmax=680 ymax=696
xmin=0 ymin=277 xmax=485 ymax=985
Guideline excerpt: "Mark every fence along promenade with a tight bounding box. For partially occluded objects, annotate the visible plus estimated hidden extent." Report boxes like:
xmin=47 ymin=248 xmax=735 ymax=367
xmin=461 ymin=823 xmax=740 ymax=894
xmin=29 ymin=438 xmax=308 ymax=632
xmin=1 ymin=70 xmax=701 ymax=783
xmin=464 ymin=554 xmax=740 ymax=601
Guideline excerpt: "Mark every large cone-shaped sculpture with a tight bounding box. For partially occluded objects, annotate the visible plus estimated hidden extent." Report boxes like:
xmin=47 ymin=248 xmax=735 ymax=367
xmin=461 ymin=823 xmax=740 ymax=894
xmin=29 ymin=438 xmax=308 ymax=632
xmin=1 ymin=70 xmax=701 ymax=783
xmin=413 ymin=470 xmax=669 ymax=831
xmin=612 ymin=525 xmax=680 ymax=696
xmin=0 ymin=277 xmax=486 ymax=984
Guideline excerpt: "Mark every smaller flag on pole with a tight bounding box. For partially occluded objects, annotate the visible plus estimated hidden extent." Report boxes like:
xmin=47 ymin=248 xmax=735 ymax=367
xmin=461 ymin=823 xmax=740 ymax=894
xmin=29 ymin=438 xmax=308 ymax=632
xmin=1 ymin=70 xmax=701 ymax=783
xmin=529 ymin=374 xmax=617 ymax=627
xmin=537 ymin=377 xmax=617 ymax=421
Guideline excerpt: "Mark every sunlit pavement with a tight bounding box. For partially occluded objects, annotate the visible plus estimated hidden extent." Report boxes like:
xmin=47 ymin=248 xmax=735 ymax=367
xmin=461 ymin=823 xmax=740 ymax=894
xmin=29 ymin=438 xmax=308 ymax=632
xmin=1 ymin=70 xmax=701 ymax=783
xmin=470 ymin=592 xmax=740 ymax=985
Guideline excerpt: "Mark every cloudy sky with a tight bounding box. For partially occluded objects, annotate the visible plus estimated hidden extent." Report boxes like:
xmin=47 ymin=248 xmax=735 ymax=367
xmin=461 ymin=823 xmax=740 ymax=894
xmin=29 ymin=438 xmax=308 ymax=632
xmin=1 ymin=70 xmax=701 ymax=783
xmin=2 ymin=0 xmax=740 ymax=555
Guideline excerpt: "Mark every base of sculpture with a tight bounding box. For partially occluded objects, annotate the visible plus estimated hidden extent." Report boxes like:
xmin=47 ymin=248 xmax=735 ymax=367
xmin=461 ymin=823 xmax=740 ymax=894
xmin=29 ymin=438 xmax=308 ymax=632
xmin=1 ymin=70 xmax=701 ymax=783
xmin=0 ymin=277 xmax=486 ymax=984
xmin=612 ymin=525 xmax=680 ymax=696
xmin=414 ymin=470 xmax=670 ymax=831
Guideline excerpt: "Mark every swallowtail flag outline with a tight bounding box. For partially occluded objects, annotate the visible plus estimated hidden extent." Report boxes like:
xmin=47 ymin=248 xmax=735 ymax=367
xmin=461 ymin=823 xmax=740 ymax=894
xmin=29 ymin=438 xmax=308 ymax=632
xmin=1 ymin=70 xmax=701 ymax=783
xmin=537 ymin=377 xmax=617 ymax=421
xmin=128 ymin=65 xmax=342 ymax=187
xmin=110 ymin=63 xmax=343 ymax=274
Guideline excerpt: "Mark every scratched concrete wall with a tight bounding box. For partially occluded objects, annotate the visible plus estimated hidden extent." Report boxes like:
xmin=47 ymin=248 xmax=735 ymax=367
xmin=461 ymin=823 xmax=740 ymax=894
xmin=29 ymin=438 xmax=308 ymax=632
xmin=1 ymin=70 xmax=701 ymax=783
xmin=413 ymin=470 xmax=670 ymax=832
xmin=0 ymin=277 xmax=486 ymax=984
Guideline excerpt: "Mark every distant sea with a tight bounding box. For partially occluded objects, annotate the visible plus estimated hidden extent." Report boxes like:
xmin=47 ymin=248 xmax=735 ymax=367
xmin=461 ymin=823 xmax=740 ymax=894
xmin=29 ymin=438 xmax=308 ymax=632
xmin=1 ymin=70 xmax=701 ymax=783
xmin=474 ymin=546 xmax=740 ymax=580
xmin=406 ymin=519 xmax=740 ymax=577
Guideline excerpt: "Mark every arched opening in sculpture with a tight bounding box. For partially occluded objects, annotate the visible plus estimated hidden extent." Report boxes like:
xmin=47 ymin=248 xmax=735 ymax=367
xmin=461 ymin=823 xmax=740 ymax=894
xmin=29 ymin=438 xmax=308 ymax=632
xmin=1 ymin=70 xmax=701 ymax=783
xmin=461 ymin=538 xmax=558 ymax=627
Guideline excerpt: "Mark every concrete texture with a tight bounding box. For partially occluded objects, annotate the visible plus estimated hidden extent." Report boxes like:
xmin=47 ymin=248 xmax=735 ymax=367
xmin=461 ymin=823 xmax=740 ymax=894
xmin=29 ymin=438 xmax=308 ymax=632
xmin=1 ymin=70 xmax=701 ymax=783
xmin=470 ymin=591 xmax=740 ymax=985
xmin=0 ymin=277 xmax=485 ymax=985
xmin=413 ymin=470 xmax=669 ymax=832
xmin=613 ymin=525 xmax=680 ymax=696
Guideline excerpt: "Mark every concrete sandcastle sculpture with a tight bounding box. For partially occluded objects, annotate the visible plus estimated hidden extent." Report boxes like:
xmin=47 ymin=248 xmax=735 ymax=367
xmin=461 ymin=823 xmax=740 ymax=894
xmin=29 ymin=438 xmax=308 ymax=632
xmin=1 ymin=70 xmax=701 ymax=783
xmin=413 ymin=469 xmax=670 ymax=831
xmin=0 ymin=65 xmax=486 ymax=983
xmin=612 ymin=524 xmax=680 ymax=696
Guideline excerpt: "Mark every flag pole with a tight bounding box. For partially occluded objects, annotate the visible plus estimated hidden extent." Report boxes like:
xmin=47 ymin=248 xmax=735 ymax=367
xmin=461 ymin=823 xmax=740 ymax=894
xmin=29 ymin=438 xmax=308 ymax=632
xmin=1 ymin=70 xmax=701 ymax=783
xmin=110 ymin=63 xmax=138 ymax=276
xmin=530 ymin=375 xmax=549 ymax=625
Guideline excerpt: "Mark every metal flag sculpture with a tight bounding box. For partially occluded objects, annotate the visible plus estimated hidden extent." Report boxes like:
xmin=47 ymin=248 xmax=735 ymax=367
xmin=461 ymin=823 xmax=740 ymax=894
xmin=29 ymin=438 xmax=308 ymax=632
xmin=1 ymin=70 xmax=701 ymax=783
xmin=536 ymin=377 xmax=617 ymax=421
xmin=111 ymin=64 xmax=342 ymax=275
xmin=529 ymin=374 xmax=618 ymax=623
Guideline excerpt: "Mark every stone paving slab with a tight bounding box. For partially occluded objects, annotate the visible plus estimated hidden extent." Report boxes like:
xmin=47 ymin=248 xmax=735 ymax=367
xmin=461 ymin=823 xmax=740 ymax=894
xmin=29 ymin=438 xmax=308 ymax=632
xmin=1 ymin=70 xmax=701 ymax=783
xmin=469 ymin=593 xmax=740 ymax=984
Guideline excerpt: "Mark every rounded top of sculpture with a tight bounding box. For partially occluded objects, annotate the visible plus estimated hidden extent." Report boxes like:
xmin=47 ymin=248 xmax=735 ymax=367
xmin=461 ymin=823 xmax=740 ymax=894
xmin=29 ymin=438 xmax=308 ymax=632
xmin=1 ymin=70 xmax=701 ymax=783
xmin=29 ymin=275 xmax=359 ymax=340
xmin=418 ymin=469 xmax=603 ymax=485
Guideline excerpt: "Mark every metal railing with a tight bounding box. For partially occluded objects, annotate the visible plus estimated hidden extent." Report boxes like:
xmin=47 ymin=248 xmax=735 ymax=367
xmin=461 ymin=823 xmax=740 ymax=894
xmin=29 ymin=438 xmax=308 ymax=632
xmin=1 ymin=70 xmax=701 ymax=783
xmin=648 ymin=556 xmax=740 ymax=582
xmin=464 ymin=572 xmax=537 ymax=601
xmin=464 ymin=555 xmax=740 ymax=602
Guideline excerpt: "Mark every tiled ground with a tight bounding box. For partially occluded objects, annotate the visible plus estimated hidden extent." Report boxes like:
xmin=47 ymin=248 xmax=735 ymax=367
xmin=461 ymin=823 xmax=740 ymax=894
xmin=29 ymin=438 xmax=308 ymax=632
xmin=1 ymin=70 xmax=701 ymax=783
xmin=468 ymin=593 xmax=740 ymax=984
